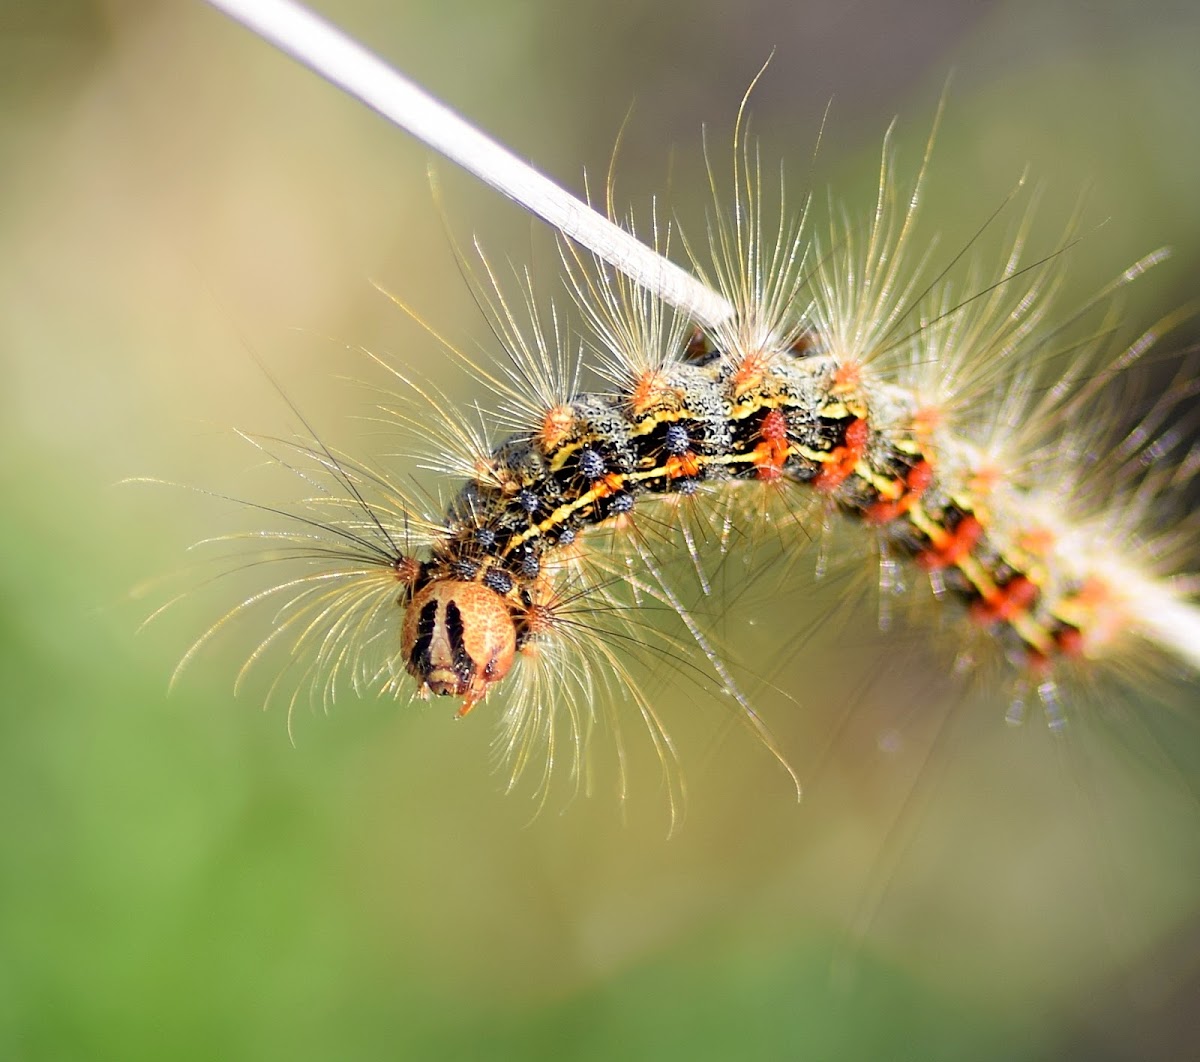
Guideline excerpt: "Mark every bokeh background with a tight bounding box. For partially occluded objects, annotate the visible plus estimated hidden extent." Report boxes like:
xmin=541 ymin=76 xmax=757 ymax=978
xmin=3 ymin=1 xmax=1199 ymax=1059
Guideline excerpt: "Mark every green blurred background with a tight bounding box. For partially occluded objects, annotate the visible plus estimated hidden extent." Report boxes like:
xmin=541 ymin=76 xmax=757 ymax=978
xmin=2 ymin=1 xmax=1199 ymax=1059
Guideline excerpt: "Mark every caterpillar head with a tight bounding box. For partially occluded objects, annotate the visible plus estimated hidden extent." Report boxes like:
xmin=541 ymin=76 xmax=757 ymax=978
xmin=400 ymin=580 xmax=516 ymax=715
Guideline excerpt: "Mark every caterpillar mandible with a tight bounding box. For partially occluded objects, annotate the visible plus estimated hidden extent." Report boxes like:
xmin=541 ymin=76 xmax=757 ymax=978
xmin=174 ymin=0 xmax=1200 ymax=816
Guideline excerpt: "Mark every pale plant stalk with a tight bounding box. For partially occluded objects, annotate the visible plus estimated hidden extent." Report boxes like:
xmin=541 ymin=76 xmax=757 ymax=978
xmin=198 ymin=0 xmax=1200 ymax=674
xmin=201 ymin=0 xmax=735 ymax=330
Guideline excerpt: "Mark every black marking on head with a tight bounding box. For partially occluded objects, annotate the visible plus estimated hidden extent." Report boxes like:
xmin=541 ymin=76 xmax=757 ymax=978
xmin=444 ymin=599 xmax=475 ymax=687
xmin=443 ymin=599 xmax=464 ymax=643
xmin=409 ymin=598 xmax=439 ymax=673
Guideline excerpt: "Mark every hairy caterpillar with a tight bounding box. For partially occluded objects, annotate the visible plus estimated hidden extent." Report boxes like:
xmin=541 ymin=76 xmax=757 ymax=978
xmin=172 ymin=1 xmax=1200 ymax=820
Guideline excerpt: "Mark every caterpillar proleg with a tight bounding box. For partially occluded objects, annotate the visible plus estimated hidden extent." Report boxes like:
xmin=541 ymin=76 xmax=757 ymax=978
xmin=173 ymin=0 xmax=1200 ymax=819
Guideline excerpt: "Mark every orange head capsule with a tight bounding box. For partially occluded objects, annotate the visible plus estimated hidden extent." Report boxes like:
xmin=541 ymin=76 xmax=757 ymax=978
xmin=400 ymin=580 xmax=517 ymax=716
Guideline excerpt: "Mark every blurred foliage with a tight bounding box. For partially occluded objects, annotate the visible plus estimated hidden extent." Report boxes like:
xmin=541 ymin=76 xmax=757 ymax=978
xmin=1 ymin=0 xmax=1199 ymax=1059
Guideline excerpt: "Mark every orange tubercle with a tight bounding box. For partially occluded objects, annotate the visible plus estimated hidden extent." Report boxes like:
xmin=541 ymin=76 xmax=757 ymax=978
xmin=831 ymin=360 xmax=862 ymax=396
xmin=664 ymin=452 xmax=701 ymax=479
xmin=592 ymin=472 xmax=626 ymax=498
xmin=730 ymin=352 xmax=771 ymax=398
xmin=911 ymin=405 xmax=943 ymax=440
xmin=1017 ymin=526 xmax=1056 ymax=556
xmin=628 ymin=371 xmax=676 ymax=414
xmin=536 ymin=405 xmax=575 ymax=451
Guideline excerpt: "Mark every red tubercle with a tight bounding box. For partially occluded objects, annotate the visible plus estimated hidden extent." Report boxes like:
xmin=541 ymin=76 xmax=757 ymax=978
xmin=865 ymin=500 xmax=901 ymax=524
xmin=845 ymin=417 xmax=870 ymax=451
xmin=1054 ymin=626 xmax=1085 ymax=658
xmin=916 ymin=514 xmax=983 ymax=571
xmin=759 ymin=408 xmax=789 ymax=442
xmin=1022 ymin=624 xmax=1085 ymax=672
xmin=865 ymin=459 xmax=934 ymax=525
xmin=814 ymin=417 xmax=869 ymax=493
xmin=970 ymin=574 xmax=1039 ymax=626
xmin=906 ymin=459 xmax=934 ymax=494
xmin=752 ymin=408 xmax=791 ymax=481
